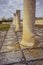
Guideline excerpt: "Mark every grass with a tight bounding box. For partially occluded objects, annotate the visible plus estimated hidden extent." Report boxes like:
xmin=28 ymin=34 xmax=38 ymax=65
xmin=0 ymin=24 xmax=10 ymax=31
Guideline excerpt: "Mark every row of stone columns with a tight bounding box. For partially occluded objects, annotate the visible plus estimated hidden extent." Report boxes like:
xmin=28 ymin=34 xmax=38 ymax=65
xmin=13 ymin=0 xmax=38 ymax=48
xmin=13 ymin=10 xmax=21 ymax=32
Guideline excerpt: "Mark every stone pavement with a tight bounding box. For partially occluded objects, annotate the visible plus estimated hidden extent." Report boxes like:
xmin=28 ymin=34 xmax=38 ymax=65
xmin=0 ymin=46 xmax=43 ymax=65
xmin=35 ymin=25 xmax=43 ymax=47
xmin=0 ymin=25 xmax=43 ymax=65
xmin=0 ymin=31 xmax=8 ymax=50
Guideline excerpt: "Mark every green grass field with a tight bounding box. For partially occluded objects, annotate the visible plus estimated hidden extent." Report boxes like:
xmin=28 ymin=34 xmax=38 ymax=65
xmin=0 ymin=24 xmax=10 ymax=31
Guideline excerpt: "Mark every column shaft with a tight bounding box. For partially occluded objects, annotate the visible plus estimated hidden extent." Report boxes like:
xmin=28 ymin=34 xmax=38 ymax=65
xmin=21 ymin=0 xmax=36 ymax=47
xmin=12 ymin=13 xmax=16 ymax=28
xmin=15 ymin=10 xmax=21 ymax=32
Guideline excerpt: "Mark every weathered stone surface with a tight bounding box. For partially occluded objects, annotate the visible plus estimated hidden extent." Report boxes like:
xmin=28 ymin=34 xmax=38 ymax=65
xmin=1 ymin=24 xmax=18 ymax=47
xmin=0 ymin=31 xmax=7 ymax=36
xmin=5 ymin=37 xmax=14 ymax=40
xmin=35 ymin=26 xmax=43 ymax=35
xmin=0 ymin=21 xmax=43 ymax=65
xmin=28 ymin=60 xmax=43 ymax=65
xmin=3 ymin=40 xmax=14 ymax=46
xmin=0 ymin=31 xmax=7 ymax=50
xmin=23 ymin=48 xmax=43 ymax=61
xmin=0 ymin=44 xmax=20 ymax=52
xmin=0 ymin=51 xmax=23 ymax=65
xmin=35 ymin=26 xmax=43 ymax=44
xmin=0 ymin=39 xmax=4 ymax=42
xmin=7 ymin=31 xmax=15 ymax=35
xmin=12 ymin=63 xmax=26 ymax=65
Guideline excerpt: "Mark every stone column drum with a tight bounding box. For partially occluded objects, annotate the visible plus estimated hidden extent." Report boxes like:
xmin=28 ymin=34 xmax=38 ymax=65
xmin=15 ymin=10 xmax=21 ymax=32
xmin=12 ymin=13 xmax=16 ymax=28
xmin=20 ymin=0 xmax=37 ymax=48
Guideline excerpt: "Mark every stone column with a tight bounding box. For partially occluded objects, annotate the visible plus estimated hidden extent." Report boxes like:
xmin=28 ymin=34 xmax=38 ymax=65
xmin=12 ymin=13 xmax=16 ymax=28
xmin=20 ymin=0 xmax=36 ymax=48
xmin=15 ymin=10 xmax=21 ymax=32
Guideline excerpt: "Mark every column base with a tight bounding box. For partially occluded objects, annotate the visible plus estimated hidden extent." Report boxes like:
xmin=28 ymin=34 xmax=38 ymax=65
xmin=20 ymin=40 xmax=38 ymax=49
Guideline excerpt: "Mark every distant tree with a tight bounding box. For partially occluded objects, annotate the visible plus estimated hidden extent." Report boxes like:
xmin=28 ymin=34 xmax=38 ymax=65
xmin=0 ymin=20 xmax=2 ymax=24
xmin=1 ymin=16 xmax=6 ymax=22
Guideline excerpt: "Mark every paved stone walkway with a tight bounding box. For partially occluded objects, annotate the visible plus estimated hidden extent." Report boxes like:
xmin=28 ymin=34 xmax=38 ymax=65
xmin=35 ymin=26 xmax=43 ymax=47
xmin=0 ymin=31 xmax=8 ymax=50
xmin=0 ymin=24 xmax=43 ymax=65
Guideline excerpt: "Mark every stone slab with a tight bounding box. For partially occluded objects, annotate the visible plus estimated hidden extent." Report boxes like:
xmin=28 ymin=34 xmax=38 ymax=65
xmin=0 ymin=44 xmax=20 ymax=52
xmin=0 ymin=39 xmax=4 ymax=42
xmin=3 ymin=41 xmax=13 ymax=45
xmin=3 ymin=38 xmax=18 ymax=46
xmin=4 ymin=38 xmax=14 ymax=42
xmin=28 ymin=60 xmax=43 ymax=65
xmin=5 ymin=37 xmax=14 ymax=40
xmin=7 ymin=33 xmax=15 ymax=36
xmin=0 ymin=50 xmax=23 ymax=65
xmin=23 ymin=48 xmax=43 ymax=61
xmin=12 ymin=63 xmax=26 ymax=65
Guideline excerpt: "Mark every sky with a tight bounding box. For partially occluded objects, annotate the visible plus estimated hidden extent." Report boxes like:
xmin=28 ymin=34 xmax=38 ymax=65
xmin=0 ymin=0 xmax=43 ymax=19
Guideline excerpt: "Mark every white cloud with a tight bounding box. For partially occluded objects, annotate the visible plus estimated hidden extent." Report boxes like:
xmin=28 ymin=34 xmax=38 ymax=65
xmin=0 ymin=0 xmax=43 ymax=19
xmin=0 ymin=0 xmax=23 ymax=18
xmin=36 ymin=0 xmax=43 ymax=17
